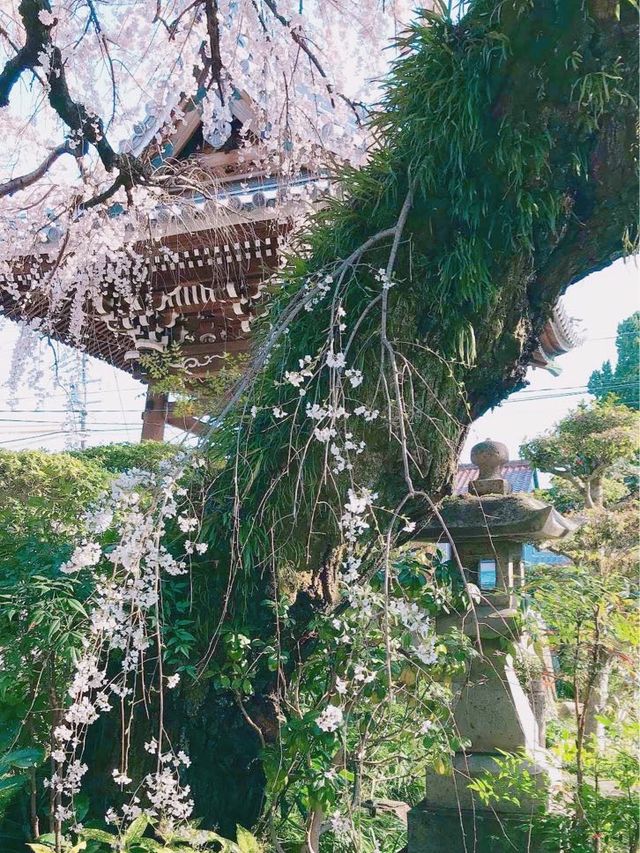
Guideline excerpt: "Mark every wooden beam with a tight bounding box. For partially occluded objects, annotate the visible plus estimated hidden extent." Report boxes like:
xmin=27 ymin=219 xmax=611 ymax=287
xmin=166 ymin=413 xmax=208 ymax=437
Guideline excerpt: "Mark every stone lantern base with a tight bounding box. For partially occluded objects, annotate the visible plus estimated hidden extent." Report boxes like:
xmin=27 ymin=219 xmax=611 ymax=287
xmin=407 ymin=802 xmax=545 ymax=853
xmin=406 ymin=608 xmax=560 ymax=852
xmin=407 ymin=748 xmax=557 ymax=852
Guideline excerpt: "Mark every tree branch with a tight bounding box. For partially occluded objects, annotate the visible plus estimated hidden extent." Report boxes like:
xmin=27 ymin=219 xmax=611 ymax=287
xmin=261 ymin=0 xmax=361 ymax=121
xmin=0 ymin=0 xmax=150 ymax=203
xmin=0 ymin=142 xmax=70 ymax=198
xmin=78 ymin=173 xmax=127 ymax=211
xmin=84 ymin=0 xmax=117 ymax=127
xmin=203 ymin=0 xmax=224 ymax=103
xmin=46 ymin=44 xmax=117 ymax=172
xmin=0 ymin=0 xmax=51 ymax=106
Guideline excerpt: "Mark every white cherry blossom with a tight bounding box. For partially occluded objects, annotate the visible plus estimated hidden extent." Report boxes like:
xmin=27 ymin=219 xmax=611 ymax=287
xmin=316 ymin=704 xmax=344 ymax=733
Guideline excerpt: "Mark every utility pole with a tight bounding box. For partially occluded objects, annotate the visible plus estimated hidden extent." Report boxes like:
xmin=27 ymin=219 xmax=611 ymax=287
xmin=77 ymin=353 xmax=89 ymax=449
xmin=141 ymin=388 xmax=169 ymax=442
xmin=64 ymin=351 xmax=96 ymax=449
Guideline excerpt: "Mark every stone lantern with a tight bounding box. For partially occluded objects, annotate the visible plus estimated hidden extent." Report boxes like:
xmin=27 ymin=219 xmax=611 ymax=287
xmin=407 ymin=439 xmax=575 ymax=853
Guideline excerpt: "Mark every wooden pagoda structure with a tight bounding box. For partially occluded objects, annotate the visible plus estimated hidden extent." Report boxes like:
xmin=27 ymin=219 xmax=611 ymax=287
xmin=0 ymin=95 xmax=301 ymax=439
xmin=0 ymin=97 xmax=580 ymax=441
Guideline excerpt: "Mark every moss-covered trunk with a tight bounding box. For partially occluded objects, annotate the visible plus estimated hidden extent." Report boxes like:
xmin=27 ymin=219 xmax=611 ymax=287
xmin=86 ymin=0 xmax=637 ymax=835
xmin=173 ymin=0 xmax=637 ymax=832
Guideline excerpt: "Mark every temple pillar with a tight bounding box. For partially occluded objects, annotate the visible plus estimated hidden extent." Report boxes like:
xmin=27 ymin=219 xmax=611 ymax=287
xmin=141 ymin=389 xmax=168 ymax=442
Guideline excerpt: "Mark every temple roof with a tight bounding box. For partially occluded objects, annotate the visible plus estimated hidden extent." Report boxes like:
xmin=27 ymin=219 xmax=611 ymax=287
xmin=0 ymin=110 xmax=582 ymax=385
xmin=530 ymin=300 xmax=583 ymax=375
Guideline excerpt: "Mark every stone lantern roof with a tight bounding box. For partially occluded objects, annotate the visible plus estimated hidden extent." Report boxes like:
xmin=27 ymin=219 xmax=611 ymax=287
xmin=420 ymin=493 xmax=576 ymax=543
xmin=419 ymin=439 xmax=576 ymax=544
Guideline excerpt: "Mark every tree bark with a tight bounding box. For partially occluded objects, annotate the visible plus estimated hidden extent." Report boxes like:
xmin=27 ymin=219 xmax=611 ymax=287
xmin=180 ymin=0 xmax=637 ymax=832
xmin=591 ymin=476 xmax=604 ymax=508
xmin=71 ymin=0 xmax=640 ymax=836
xmin=584 ymin=647 xmax=614 ymax=750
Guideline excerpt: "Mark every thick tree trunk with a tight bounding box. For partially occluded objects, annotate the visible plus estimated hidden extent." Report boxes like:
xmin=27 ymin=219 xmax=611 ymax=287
xmin=591 ymin=476 xmax=604 ymax=508
xmin=67 ymin=1 xmax=639 ymax=837
xmin=180 ymin=0 xmax=636 ymax=832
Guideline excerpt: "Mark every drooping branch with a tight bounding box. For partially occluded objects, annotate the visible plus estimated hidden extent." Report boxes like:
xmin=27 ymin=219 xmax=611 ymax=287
xmin=261 ymin=0 xmax=362 ymax=120
xmin=0 ymin=142 xmax=70 ymax=198
xmin=84 ymin=0 xmax=117 ymax=126
xmin=79 ymin=172 xmax=129 ymax=211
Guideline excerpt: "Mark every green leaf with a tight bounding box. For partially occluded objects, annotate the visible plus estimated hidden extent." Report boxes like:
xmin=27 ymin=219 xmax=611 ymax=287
xmin=79 ymin=828 xmax=117 ymax=844
xmin=27 ymin=846 xmax=56 ymax=853
xmin=73 ymin=793 xmax=90 ymax=823
xmin=0 ymin=776 xmax=28 ymax=794
xmin=138 ymin=841 xmax=166 ymax=852
xmin=0 ymin=746 xmax=45 ymax=771
xmin=236 ymin=825 xmax=262 ymax=853
xmin=65 ymin=598 xmax=88 ymax=618
xmin=124 ymin=814 xmax=149 ymax=843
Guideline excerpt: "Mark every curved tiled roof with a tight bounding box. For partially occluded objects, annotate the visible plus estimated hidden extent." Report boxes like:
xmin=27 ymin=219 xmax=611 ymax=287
xmin=531 ymin=299 xmax=584 ymax=374
xmin=0 ymin=107 xmax=581 ymax=388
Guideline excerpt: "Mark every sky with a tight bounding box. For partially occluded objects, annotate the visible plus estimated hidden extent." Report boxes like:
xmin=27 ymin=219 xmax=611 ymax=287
xmin=0 ymin=255 xmax=637 ymax=458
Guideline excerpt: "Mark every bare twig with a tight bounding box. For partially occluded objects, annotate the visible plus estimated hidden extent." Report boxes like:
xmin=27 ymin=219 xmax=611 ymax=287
xmin=234 ymin=692 xmax=266 ymax=748
xmin=261 ymin=0 xmax=362 ymax=121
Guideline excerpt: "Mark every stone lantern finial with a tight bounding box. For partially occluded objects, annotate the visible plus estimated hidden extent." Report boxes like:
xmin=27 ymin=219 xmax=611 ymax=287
xmin=469 ymin=438 xmax=511 ymax=496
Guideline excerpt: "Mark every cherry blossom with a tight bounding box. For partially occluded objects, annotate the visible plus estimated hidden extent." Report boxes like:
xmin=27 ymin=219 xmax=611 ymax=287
xmin=316 ymin=704 xmax=344 ymax=733
xmin=0 ymin=0 xmax=418 ymax=371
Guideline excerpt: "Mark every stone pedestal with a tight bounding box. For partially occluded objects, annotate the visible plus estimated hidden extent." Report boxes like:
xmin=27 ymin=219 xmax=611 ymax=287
xmin=407 ymin=606 xmax=558 ymax=851
xmin=437 ymin=607 xmax=542 ymax=755
xmin=408 ymin=803 xmax=544 ymax=853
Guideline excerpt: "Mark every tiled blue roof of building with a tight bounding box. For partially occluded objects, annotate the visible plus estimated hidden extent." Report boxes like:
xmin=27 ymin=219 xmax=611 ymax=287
xmin=454 ymin=460 xmax=537 ymax=495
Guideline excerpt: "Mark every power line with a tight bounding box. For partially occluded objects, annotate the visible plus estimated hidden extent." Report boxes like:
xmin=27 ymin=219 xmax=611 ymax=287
xmin=513 ymin=380 xmax=637 ymax=395
xmin=502 ymin=386 xmax=637 ymax=404
xmin=0 ymin=409 xmax=143 ymax=414
xmin=0 ymin=426 xmax=142 ymax=446
xmin=0 ymin=430 xmax=72 ymax=445
xmin=0 ymin=415 xmax=143 ymax=424
xmin=0 ymin=386 xmax=143 ymax=404
xmin=0 ymin=383 xmax=637 ymax=422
